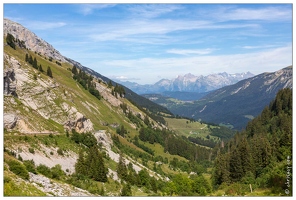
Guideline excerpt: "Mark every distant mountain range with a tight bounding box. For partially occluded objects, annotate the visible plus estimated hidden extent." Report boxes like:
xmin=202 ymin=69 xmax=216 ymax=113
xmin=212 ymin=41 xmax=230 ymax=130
xmin=116 ymin=72 xmax=255 ymax=95
xmin=145 ymin=66 xmax=292 ymax=130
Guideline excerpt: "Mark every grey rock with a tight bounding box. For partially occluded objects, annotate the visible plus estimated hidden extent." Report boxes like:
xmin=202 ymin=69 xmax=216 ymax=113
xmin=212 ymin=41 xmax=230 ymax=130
xmin=3 ymin=113 xmax=18 ymax=129
xmin=3 ymin=68 xmax=17 ymax=96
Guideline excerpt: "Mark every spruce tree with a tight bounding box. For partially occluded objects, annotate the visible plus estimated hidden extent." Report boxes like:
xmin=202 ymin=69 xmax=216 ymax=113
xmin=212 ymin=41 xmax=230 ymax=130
xmin=121 ymin=183 xmax=132 ymax=196
xmin=72 ymin=65 xmax=78 ymax=75
xmin=75 ymin=150 xmax=87 ymax=176
xmin=47 ymin=66 xmax=53 ymax=78
xmin=33 ymin=57 xmax=38 ymax=69
xmin=38 ymin=64 xmax=44 ymax=72
xmin=117 ymin=154 xmax=128 ymax=181
xmin=29 ymin=55 xmax=33 ymax=65
xmin=86 ymin=146 xmax=107 ymax=182
xmin=238 ymin=137 xmax=254 ymax=176
xmin=25 ymin=54 xmax=29 ymax=62
xmin=229 ymin=148 xmax=244 ymax=182
xmin=108 ymin=80 xmax=113 ymax=88
xmin=6 ymin=33 xmax=16 ymax=49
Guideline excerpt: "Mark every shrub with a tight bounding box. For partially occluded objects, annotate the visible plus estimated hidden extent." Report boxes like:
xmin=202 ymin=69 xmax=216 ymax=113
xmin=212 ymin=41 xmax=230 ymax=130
xmin=7 ymin=160 xmax=29 ymax=180
xmin=18 ymin=155 xmax=23 ymax=161
xmin=28 ymin=147 xmax=35 ymax=154
xmin=37 ymin=164 xmax=52 ymax=178
xmin=51 ymin=164 xmax=65 ymax=180
xmin=57 ymin=148 xmax=64 ymax=156
xmin=23 ymin=159 xmax=37 ymax=174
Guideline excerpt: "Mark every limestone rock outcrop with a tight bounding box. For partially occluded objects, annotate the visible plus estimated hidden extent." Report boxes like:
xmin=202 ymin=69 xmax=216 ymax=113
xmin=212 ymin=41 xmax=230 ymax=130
xmin=4 ymin=68 xmax=17 ymax=96
xmin=64 ymin=112 xmax=93 ymax=133
xmin=3 ymin=113 xmax=18 ymax=129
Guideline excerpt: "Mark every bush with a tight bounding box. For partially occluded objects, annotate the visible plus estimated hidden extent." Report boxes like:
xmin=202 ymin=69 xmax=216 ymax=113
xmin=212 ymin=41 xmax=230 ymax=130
xmin=37 ymin=164 xmax=52 ymax=178
xmin=23 ymin=159 xmax=37 ymax=174
xmin=28 ymin=147 xmax=35 ymax=154
xmin=7 ymin=160 xmax=29 ymax=180
xmin=51 ymin=164 xmax=65 ymax=180
xmin=57 ymin=148 xmax=64 ymax=156
xmin=225 ymin=183 xmax=249 ymax=196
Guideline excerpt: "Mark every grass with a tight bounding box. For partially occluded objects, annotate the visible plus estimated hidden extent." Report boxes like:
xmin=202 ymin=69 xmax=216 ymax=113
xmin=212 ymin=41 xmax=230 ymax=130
xmin=164 ymin=117 xmax=214 ymax=138
xmin=143 ymin=141 xmax=188 ymax=163
xmin=4 ymin=45 xmax=145 ymax=135
xmin=4 ymin=175 xmax=47 ymax=196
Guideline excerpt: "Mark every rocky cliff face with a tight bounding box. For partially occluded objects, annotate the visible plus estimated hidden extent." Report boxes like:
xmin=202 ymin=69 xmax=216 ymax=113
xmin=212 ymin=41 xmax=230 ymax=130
xmin=3 ymin=52 xmax=93 ymax=133
xmin=4 ymin=18 xmax=67 ymax=63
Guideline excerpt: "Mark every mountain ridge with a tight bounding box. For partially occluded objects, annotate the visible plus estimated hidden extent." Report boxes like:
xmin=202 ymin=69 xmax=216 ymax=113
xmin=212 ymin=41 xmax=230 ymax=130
xmin=166 ymin=66 xmax=292 ymax=129
xmin=116 ymin=71 xmax=255 ymax=95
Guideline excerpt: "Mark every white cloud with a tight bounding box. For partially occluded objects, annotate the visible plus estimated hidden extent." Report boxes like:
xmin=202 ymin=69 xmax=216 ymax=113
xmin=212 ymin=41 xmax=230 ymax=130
xmin=115 ymin=76 xmax=128 ymax=80
xmin=211 ymin=6 xmax=291 ymax=22
xmin=167 ymin=48 xmax=217 ymax=55
xmin=88 ymin=19 xmax=259 ymax=43
xmin=78 ymin=4 xmax=116 ymax=15
xmin=127 ymin=4 xmax=183 ymax=18
xmin=241 ymin=45 xmax=280 ymax=49
xmin=25 ymin=21 xmax=66 ymax=30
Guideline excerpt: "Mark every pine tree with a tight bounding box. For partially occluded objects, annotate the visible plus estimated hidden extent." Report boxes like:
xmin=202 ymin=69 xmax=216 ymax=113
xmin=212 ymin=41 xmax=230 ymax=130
xmin=6 ymin=33 xmax=16 ymax=49
xmin=86 ymin=146 xmax=108 ymax=182
xmin=229 ymin=148 xmax=244 ymax=182
xmin=47 ymin=66 xmax=53 ymax=78
xmin=75 ymin=150 xmax=87 ymax=176
xmin=25 ymin=54 xmax=29 ymax=62
xmin=117 ymin=154 xmax=128 ymax=181
xmin=144 ymin=115 xmax=150 ymax=126
xmin=72 ymin=65 xmax=78 ymax=75
xmin=121 ymin=183 xmax=132 ymax=196
xmin=38 ymin=64 xmax=44 ymax=72
xmin=212 ymin=152 xmax=230 ymax=185
xmin=33 ymin=57 xmax=38 ymax=69
xmin=238 ymin=137 xmax=254 ymax=176
xmin=29 ymin=55 xmax=33 ymax=65
xmin=108 ymin=80 xmax=113 ymax=88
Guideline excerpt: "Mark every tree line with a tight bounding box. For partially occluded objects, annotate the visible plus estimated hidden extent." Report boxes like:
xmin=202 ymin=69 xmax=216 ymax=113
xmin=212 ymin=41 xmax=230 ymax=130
xmin=25 ymin=53 xmax=53 ymax=78
xmin=71 ymin=65 xmax=101 ymax=100
xmin=108 ymin=80 xmax=126 ymax=98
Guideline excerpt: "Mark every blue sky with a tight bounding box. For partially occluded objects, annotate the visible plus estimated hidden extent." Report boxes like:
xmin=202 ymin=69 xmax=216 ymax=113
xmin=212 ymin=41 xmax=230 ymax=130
xmin=3 ymin=3 xmax=293 ymax=84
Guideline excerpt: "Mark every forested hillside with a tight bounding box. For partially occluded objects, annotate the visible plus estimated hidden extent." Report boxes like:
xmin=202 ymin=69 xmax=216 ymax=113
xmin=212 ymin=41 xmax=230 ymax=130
xmin=212 ymin=88 xmax=292 ymax=196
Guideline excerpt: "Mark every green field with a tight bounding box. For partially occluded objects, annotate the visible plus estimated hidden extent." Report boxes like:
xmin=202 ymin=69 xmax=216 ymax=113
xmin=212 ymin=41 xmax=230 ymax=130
xmin=164 ymin=117 xmax=218 ymax=139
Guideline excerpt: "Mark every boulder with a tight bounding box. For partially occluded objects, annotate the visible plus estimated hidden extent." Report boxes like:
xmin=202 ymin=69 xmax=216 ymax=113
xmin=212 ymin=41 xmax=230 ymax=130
xmin=64 ymin=112 xmax=93 ymax=133
xmin=3 ymin=113 xmax=18 ymax=129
